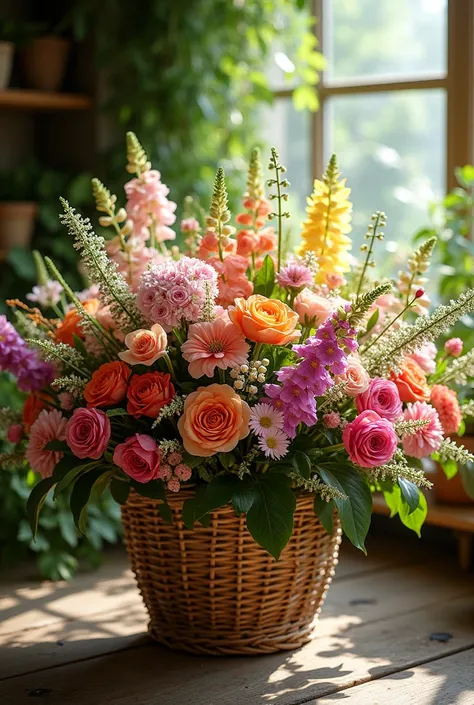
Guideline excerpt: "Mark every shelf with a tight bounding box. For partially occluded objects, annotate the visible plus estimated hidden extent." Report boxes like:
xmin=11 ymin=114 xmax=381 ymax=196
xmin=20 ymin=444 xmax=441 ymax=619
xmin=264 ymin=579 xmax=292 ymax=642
xmin=372 ymin=492 xmax=474 ymax=532
xmin=0 ymin=89 xmax=92 ymax=112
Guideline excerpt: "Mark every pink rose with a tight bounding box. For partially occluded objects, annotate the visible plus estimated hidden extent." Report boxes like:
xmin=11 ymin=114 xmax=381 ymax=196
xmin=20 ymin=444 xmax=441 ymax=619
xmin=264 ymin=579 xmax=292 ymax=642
xmin=293 ymin=288 xmax=334 ymax=326
xmin=118 ymin=324 xmax=167 ymax=366
xmin=113 ymin=433 xmax=161 ymax=483
xmin=336 ymin=355 xmax=370 ymax=397
xmin=7 ymin=424 xmax=23 ymax=443
xmin=355 ymin=378 xmax=402 ymax=422
xmin=66 ymin=408 xmax=111 ymax=460
xmin=342 ymin=410 xmax=398 ymax=468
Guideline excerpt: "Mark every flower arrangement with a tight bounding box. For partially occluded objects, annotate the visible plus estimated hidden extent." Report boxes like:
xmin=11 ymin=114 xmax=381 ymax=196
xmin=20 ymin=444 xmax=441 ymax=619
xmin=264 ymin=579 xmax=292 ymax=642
xmin=2 ymin=135 xmax=474 ymax=560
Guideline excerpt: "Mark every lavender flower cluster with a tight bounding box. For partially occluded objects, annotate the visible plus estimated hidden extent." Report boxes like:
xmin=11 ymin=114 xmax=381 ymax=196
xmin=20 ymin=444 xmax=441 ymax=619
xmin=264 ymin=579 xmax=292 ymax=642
xmin=264 ymin=310 xmax=358 ymax=437
xmin=0 ymin=315 xmax=54 ymax=392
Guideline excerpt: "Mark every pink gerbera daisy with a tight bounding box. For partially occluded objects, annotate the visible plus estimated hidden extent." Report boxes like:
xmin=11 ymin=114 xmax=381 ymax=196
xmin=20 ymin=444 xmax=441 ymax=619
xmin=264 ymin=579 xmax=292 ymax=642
xmin=181 ymin=319 xmax=249 ymax=378
xmin=25 ymin=409 xmax=68 ymax=478
xmin=258 ymin=429 xmax=290 ymax=460
xmin=249 ymin=402 xmax=284 ymax=437
xmin=402 ymin=402 xmax=444 ymax=459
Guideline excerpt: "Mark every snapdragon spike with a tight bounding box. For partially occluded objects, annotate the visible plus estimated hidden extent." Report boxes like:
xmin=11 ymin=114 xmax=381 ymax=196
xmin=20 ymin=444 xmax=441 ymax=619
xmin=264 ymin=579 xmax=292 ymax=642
xmin=0 ymin=315 xmax=54 ymax=392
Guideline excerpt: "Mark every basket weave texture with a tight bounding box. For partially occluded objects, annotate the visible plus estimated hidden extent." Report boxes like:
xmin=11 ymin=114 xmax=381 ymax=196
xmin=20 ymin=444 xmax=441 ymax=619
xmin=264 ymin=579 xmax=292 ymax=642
xmin=121 ymin=488 xmax=341 ymax=655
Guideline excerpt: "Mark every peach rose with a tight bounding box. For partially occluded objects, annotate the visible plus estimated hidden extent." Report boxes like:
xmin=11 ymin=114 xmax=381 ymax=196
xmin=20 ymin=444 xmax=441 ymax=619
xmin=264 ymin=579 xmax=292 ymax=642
xmin=391 ymin=358 xmax=430 ymax=403
xmin=294 ymin=288 xmax=334 ymax=326
xmin=84 ymin=361 xmax=132 ymax=408
xmin=337 ymin=355 xmax=370 ymax=397
xmin=228 ymin=295 xmax=300 ymax=345
xmin=118 ymin=324 xmax=167 ymax=366
xmin=55 ymin=299 xmax=100 ymax=347
xmin=178 ymin=383 xmax=250 ymax=457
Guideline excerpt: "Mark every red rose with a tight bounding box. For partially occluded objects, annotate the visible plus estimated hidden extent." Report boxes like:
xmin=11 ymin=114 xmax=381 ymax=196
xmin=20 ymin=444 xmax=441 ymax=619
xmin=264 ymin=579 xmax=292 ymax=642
xmin=127 ymin=372 xmax=175 ymax=418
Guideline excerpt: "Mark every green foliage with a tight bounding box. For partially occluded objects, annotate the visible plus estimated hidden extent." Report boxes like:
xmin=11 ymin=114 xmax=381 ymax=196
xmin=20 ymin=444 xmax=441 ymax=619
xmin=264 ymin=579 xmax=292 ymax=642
xmin=253 ymin=254 xmax=276 ymax=297
xmin=313 ymin=495 xmax=334 ymax=535
xmin=245 ymin=474 xmax=296 ymax=560
xmin=382 ymin=482 xmax=427 ymax=538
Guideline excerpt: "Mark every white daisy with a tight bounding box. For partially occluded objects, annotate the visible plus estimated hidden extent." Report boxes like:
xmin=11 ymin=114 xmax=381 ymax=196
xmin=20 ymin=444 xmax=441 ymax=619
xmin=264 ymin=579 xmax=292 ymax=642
xmin=249 ymin=402 xmax=284 ymax=437
xmin=258 ymin=429 xmax=290 ymax=460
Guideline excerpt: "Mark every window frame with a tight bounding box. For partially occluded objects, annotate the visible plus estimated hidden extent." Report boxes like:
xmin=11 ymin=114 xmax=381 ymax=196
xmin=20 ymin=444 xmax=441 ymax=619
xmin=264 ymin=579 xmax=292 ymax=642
xmin=273 ymin=0 xmax=474 ymax=192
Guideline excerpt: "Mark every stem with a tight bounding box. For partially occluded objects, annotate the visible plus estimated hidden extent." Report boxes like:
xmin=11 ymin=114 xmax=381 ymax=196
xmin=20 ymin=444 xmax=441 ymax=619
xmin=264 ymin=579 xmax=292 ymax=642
xmin=252 ymin=342 xmax=263 ymax=362
xmin=362 ymin=295 xmax=418 ymax=353
xmin=162 ymin=352 xmax=175 ymax=379
xmin=355 ymin=213 xmax=382 ymax=302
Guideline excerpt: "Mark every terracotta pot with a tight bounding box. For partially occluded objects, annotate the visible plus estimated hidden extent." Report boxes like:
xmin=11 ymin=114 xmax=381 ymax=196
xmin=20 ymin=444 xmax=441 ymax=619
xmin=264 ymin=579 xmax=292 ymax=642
xmin=0 ymin=41 xmax=13 ymax=90
xmin=0 ymin=202 xmax=37 ymax=250
xmin=435 ymin=434 xmax=474 ymax=505
xmin=22 ymin=37 xmax=70 ymax=92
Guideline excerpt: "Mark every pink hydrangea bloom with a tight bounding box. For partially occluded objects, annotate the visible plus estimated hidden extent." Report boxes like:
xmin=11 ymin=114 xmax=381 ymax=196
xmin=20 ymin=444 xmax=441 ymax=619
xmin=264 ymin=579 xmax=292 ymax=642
xmin=181 ymin=318 xmax=249 ymax=378
xmin=136 ymin=256 xmax=218 ymax=331
xmin=25 ymin=409 xmax=68 ymax=478
xmin=125 ymin=169 xmax=177 ymax=244
xmin=402 ymin=402 xmax=444 ymax=459
xmin=409 ymin=342 xmax=438 ymax=374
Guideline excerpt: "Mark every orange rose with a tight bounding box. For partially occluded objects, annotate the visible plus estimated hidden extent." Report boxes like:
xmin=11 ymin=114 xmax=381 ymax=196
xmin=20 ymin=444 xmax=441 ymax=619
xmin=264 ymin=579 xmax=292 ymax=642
xmin=127 ymin=372 xmax=175 ymax=418
xmin=119 ymin=324 xmax=167 ymax=366
xmin=23 ymin=392 xmax=51 ymax=432
xmin=84 ymin=361 xmax=131 ymax=408
xmin=228 ymin=295 xmax=300 ymax=345
xmin=391 ymin=358 xmax=430 ymax=403
xmin=55 ymin=299 xmax=100 ymax=347
xmin=178 ymin=383 xmax=250 ymax=457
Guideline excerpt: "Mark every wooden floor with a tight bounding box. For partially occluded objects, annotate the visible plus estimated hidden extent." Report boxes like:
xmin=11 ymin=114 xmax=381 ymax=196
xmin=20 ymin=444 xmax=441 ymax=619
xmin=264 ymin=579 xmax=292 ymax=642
xmin=1 ymin=531 xmax=474 ymax=705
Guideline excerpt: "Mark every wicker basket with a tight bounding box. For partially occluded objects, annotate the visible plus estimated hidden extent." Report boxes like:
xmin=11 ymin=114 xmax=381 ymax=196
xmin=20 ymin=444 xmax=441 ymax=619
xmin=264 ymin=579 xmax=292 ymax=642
xmin=121 ymin=489 xmax=341 ymax=655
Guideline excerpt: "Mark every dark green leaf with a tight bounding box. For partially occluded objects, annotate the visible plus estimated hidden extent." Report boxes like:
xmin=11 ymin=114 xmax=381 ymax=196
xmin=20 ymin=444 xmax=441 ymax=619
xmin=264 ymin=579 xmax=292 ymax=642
xmin=365 ymin=307 xmax=379 ymax=334
xmin=246 ymin=474 xmax=296 ymax=560
xmin=45 ymin=440 xmax=70 ymax=452
xmin=130 ymin=479 xmax=166 ymax=500
xmin=194 ymin=475 xmax=240 ymax=520
xmin=158 ymin=502 xmax=173 ymax=524
xmin=313 ymin=495 xmax=334 ymax=535
xmin=399 ymin=492 xmax=428 ymax=538
xmin=291 ymin=451 xmax=312 ymax=479
xmin=232 ymin=478 xmax=258 ymax=515
xmin=110 ymin=478 xmax=131 ymax=505
xmin=253 ymin=254 xmax=275 ymax=297
xmin=54 ymin=463 xmax=97 ymax=499
xmin=181 ymin=451 xmax=204 ymax=469
xmin=106 ymin=408 xmax=130 ymax=417
xmin=27 ymin=477 xmax=55 ymax=536
xmin=70 ymin=467 xmax=109 ymax=534
xmin=459 ymin=461 xmax=474 ymax=500
xmin=319 ymin=465 xmax=372 ymax=552
xmin=398 ymin=478 xmax=421 ymax=515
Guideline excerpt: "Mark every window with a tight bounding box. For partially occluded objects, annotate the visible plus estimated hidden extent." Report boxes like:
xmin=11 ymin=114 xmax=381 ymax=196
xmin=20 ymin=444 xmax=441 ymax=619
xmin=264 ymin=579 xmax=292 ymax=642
xmin=268 ymin=0 xmax=473 ymax=268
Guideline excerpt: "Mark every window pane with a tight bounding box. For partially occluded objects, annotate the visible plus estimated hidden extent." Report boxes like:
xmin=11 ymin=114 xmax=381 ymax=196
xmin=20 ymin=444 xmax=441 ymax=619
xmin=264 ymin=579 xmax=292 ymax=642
xmin=324 ymin=0 xmax=447 ymax=83
xmin=261 ymin=98 xmax=312 ymax=223
xmin=324 ymin=89 xmax=446 ymax=276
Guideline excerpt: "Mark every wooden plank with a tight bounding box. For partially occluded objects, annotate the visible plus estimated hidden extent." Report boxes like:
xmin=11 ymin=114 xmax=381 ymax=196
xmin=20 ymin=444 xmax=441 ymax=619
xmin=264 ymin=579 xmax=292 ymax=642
xmin=0 ymin=89 xmax=92 ymax=111
xmin=2 ymin=592 xmax=474 ymax=704
xmin=372 ymin=492 xmax=474 ymax=532
xmin=317 ymin=648 xmax=474 ymax=704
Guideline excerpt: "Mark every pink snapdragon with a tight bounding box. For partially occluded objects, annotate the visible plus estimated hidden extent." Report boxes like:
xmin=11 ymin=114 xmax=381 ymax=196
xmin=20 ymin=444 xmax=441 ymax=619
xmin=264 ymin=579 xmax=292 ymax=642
xmin=125 ymin=169 xmax=177 ymax=244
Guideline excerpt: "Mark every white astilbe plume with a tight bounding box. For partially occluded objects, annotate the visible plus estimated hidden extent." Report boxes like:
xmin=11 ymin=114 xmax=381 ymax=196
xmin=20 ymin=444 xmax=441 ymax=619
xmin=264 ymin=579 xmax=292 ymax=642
xmin=363 ymin=288 xmax=474 ymax=377
xmin=14 ymin=310 xmax=46 ymax=340
xmin=395 ymin=418 xmax=430 ymax=440
xmin=152 ymin=396 xmax=185 ymax=428
xmin=437 ymin=438 xmax=474 ymax=465
xmin=27 ymin=339 xmax=87 ymax=377
xmin=460 ymin=400 xmax=474 ymax=419
xmin=290 ymin=472 xmax=346 ymax=501
xmin=236 ymin=447 xmax=259 ymax=479
xmin=369 ymin=450 xmax=432 ymax=488
xmin=59 ymin=199 xmax=146 ymax=334
xmin=52 ymin=375 xmax=87 ymax=398
xmin=437 ymin=349 xmax=474 ymax=386
xmin=318 ymin=381 xmax=348 ymax=412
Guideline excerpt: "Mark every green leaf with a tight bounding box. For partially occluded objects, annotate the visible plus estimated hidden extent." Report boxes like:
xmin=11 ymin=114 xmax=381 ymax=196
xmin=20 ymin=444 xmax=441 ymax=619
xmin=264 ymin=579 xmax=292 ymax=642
xmin=106 ymin=408 xmax=130 ymax=417
xmin=218 ymin=452 xmax=236 ymax=470
xmin=253 ymin=254 xmax=275 ymax=297
xmin=383 ymin=484 xmax=401 ymax=517
xmin=27 ymin=477 xmax=55 ymax=537
xmin=398 ymin=478 xmax=421 ymax=515
xmin=319 ymin=465 xmax=372 ymax=553
xmin=194 ymin=475 xmax=240 ymax=521
xmin=441 ymin=458 xmax=458 ymax=479
xmin=365 ymin=307 xmax=379 ymax=335
xmin=130 ymin=479 xmax=166 ymax=500
xmin=181 ymin=451 xmax=204 ymax=469
xmin=291 ymin=451 xmax=312 ymax=479
xmin=459 ymin=460 xmax=474 ymax=500
xmin=70 ymin=467 xmax=109 ymax=534
xmin=232 ymin=478 xmax=258 ymax=515
xmin=110 ymin=478 xmax=131 ymax=505
xmin=246 ymin=474 xmax=296 ymax=560
xmin=313 ymin=495 xmax=334 ymax=535
xmin=399 ymin=492 xmax=428 ymax=538
xmin=53 ymin=463 xmax=97 ymax=499
xmin=158 ymin=503 xmax=173 ymax=524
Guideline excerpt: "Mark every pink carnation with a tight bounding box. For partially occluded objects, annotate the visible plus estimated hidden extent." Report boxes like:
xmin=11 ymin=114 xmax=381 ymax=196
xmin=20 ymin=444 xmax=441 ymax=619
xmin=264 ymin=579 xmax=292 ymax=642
xmin=276 ymin=262 xmax=314 ymax=290
xmin=409 ymin=342 xmax=438 ymax=374
xmin=66 ymin=408 xmax=111 ymax=460
xmin=402 ymin=402 xmax=444 ymax=458
xmin=113 ymin=434 xmax=161 ymax=483
xmin=430 ymin=384 xmax=462 ymax=435
xmin=355 ymin=378 xmax=402 ymax=422
xmin=342 ymin=410 xmax=398 ymax=468
xmin=181 ymin=318 xmax=249 ymax=378
xmin=25 ymin=409 xmax=68 ymax=478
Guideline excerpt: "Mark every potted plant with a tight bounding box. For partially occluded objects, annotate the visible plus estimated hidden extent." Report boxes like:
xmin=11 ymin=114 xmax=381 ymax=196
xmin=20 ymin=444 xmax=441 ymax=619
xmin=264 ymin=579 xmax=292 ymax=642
xmin=22 ymin=22 xmax=70 ymax=92
xmin=1 ymin=134 xmax=474 ymax=656
xmin=0 ymin=161 xmax=38 ymax=251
